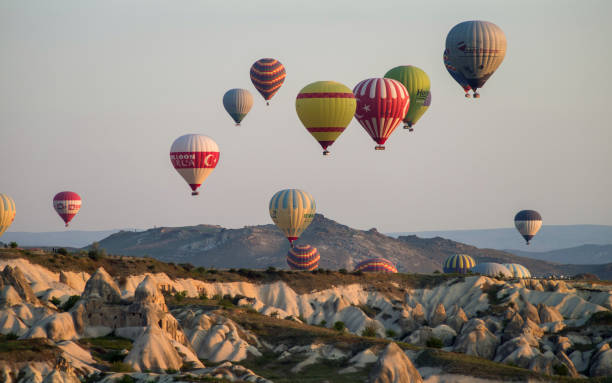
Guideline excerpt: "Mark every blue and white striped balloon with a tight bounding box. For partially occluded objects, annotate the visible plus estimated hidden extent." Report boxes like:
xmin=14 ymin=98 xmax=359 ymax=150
xmin=503 ymin=263 xmax=531 ymax=278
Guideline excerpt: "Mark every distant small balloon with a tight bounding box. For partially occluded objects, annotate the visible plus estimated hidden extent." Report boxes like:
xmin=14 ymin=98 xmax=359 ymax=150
xmin=53 ymin=191 xmax=81 ymax=227
xmin=250 ymin=58 xmax=286 ymax=105
xmin=223 ymin=89 xmax=253 ymax=126
xmin=514 ymin=210 xmax=542 ymax=245
xmin=354 ymin=258 xmax=398 ymax=273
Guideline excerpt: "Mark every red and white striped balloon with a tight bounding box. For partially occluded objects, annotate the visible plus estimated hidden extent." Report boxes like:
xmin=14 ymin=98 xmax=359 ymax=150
xmin=170 ymin=134 xmax=220 ymax=196
xmin=353 ymin=78 xmax=410 ymax=150
xmin=53 ymin=191 xmax=82 ymax=227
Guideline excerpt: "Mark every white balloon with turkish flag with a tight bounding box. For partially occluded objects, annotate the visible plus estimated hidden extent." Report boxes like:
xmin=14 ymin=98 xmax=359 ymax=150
xmin=170 ymin=134 xmax=220 ymax=196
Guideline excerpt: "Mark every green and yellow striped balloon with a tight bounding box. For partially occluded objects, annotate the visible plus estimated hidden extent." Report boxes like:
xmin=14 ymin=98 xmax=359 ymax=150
xmin=269 ymin=189 xmax=316 ymax=246
xmin=384 ymin=65 xmax=431 ymax=130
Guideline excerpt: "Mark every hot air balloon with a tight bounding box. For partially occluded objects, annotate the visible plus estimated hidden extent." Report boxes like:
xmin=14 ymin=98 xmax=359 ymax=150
xmin=445 ymin=21 xmax=506 ymax=98
xmin=354 ymin=258 xmax=397 ymax=273
xmin=383 ymin=66 xmax=430 ymax=131
xmin=269 ymin=189 xmax=316 ymax=246
xmin=514 ymin=210 xmax=542 ymax=245
xmin=296 ymin=81 xmax=356 ymax=155
xmin=471 ymin=262 xmax=512 ymax=278
xmin=353 ymin=78 xmax=410 ymax=150
xmin=223 ymin=89 xmax=253 ymax=126
xmin=0 ymin=194 xmax=16 ymax=238
xmin=170 ymin=134 xmax=220 ymax=196
xmin=53 ymin=191 xmax=81 ymax=227
xmin=287 ymin=244 xmax=320 ymax=270
xmin=503 ymin=263 xmax=531 ymax=278
xmin=443 ymin=254 xmax=476 ymax=274
xmin=443 ymin=49 xmax=472 ymax=98
xmin=250 ymin=58 xmax=286 ymax=105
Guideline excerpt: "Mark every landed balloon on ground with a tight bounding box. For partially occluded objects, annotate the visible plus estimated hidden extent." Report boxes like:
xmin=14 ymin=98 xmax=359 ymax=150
xmin=471 ymin=262 xmax=512 ymax=278
xmin=0 ymin=194 xmax=16 ymax=238
xmin=353 ymin=78 xmax=410 ymax=150
xmin=269 ymin=189 xmax=316 ymax=246
xmin=514 ymin=210 xmax=542 ymax=245
xmin=223 ymin=89 xmax=253 ymax=126
xmin=384 ymin=66 xmax=431 ymax=131
xmin=170 ymin=134 xmax=220 ymax=196
xmin=250 ymin=58 xmax=286 ymax=105
xmin=503 ymin=263 xmax=531 ymax=278
xmin=443 ymin=254 xmax=476 ymax=274
xmin=443 ymin=49 xmax=472 ymax=97
xmin=287 ymin=244 xmax=320 ymax=270
xmin=296 ymin=81 xmax=356 ymax=155
xmin=53 ymin=191 xmax=81 ymax=227
xmin=445 ymin=21 xmax=506 ymax=98
xmin=354 ymin=258 xmax=398 ymax=273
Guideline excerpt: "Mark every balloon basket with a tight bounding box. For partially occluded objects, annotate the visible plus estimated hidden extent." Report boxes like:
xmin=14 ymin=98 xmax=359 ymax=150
xmin=322 ymin=150 xmax=330 ymax=156
xmin=65 ymin=223 xmax=69 ymax=228
xmin=408 ymin=128 xmax=414 ymax=132
xmin=192 ymin=191 xmax=199 ymax=196
xmin=235 ymin=123 xmax=240 ymax=127
xmin=375 ymin=145 xmax=385 ymax=151
xmin=266 ymin=102 xmax=270 ymax=106
xmin=473 ymin=93 xmax=480 ymax=99
xmin=465 ymin=93 xmax=471 ymax=98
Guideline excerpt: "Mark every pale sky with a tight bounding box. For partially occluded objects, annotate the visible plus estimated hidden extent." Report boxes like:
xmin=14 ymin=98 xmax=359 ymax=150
xmin=1 ymin=0 xmax=611 ymax=233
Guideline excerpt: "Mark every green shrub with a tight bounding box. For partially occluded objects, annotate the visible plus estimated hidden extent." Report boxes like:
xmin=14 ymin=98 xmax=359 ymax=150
xmin=266 ymin=266 xmax=277 ymax=273
xmin=5 ymin=333 xmax=18 ymax=340
xmin=553 ymin=363 xmax=569 ymax=376
xmin=386 ymin=329 xmax=397 ymax=338
xmin=174 ymin=291 xmax=187 ymax=302
xmin=319 ymin=320 xmax=327 ymax=327
xmin=333 ymin=321 xmax=346 ymax=332
xmin=426 ymin=337 xmax=443 ymax=349
xmin=433 ymin=270 xmax=441 ymax=274
xmin=198 ymin=291 xmax=208 ymax=300
xmin=57 ymin=248 xmax=68 ymax=255
xmin=110 ymin=362 xmax=133 ymax=372
xmin=9 ymin=242 xmax=18 ymax=248
xmin=361 ymin=325 xmax=378 ymax=337
xmin=60 ymin=295 xmax=80 ymax=312
xmin=49 ymin=296 xmax=61 ymax=306
xmin=339 ymin=268 xmax=347 ymax=274
xmin=114 ymin=376 xmax=135 ymax=383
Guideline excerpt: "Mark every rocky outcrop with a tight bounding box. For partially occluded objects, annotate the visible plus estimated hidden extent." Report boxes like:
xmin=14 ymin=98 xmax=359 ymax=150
xmin=446 ymin=306 xmax=467 ymax=333
xmin=22 ymin=313 xmax=77 ymax=342
xmin=369 ymin=342 xmax=423 ymax=383
xmin=123 ymin=325 xmax=183 ymax=372
xmin=590 ymin=343 xmax=612 ymax=377
xmin=41 ymin=356 xmax=80 ymax=383
xmin=537 ymin=304 xmax=563 ymax=323
xmin=521 ymin=300 xmax=540 ymax=324
xmin=1 ymin=285 xmax=23 ymax=307
xmin=81 ymin=268 xmax=120 ymax=304
xmin=1 ymin=266 xmax=39 ymax=305
xmin=428 ymin=303 xmax=446 ymax=327
xmin=453 ymin=319 xmax=499 ymax=359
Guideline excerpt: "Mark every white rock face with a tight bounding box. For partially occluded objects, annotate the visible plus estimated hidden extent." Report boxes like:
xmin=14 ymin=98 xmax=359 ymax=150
xmin=339 ymin=347 xmax=378 ymax=374
xmin=590 ymin=344 xmax=612 ymax=377
xmin=81 ymin=268 xmax=121 ymax=304
xmin=22 ymin=313 xmax=77 ymax=342
xmin=124 ymin=325 xmax=183 ymax=372
xmin=369 ymin=342 xmax=423 ymax=383
xmin=453 ymin=319 xmax=499 ymax=359
xmin=0 ymin=308 xmax=29 ymax=335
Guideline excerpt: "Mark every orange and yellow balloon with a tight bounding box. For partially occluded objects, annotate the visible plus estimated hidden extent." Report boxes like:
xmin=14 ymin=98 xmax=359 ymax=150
xmin=269 ymin=189 xmax=316 ymax=246
xmin=0 ymin=194 xmax=16 ymax=238
xmin=296 ymin=81 xmax=356 ymax=155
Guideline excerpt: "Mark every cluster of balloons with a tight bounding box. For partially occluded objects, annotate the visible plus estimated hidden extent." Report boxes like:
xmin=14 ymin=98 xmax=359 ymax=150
xmin=0 ymin=20 xmax=538 ymax=279
xmin=443 ymin=254 xmax=531 ymax=278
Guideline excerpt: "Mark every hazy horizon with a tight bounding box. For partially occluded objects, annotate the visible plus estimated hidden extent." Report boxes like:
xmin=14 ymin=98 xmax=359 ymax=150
xmin=2 ymin=0 xmax=611 ymax=234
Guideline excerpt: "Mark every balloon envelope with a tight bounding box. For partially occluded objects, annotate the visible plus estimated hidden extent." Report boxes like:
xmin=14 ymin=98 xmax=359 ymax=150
xmin=250 ymin=58 xmax=286 ymax=102
xmin=223 ymin=89 xmax=253 ymax=125
xmin=353 ymin=78 xmax=410 ymax=150
xmin=384 ymin=66 xmax=431 ymax=128
xmin=170 ymin=134 xmax=220 ymax=196
xmin=0 ymin=194 xmax=16 ymax=238
xmin=354 ymin=258 xmax=397 ymax=273
xmin=514 ymin=210 xmax=542 ymax=244
xmin=445 ymin=21 xmax=506 ymax=94
xmin=471 ymin=262 xmax=512 ymax=278
xmin=269 ymin=189 xmax=316 ymax=245
xmin=443 ymin=254 xmax=476 ymax=274
xmin=287 ymin=244 xmax=320 ymax=270
xmin=53 ymin=191 xmax=81 ymax=227
xmin=296 ymin=81 xmax=356 ymax=154
xmin=503 ymin=263 xmax=531 ymax=278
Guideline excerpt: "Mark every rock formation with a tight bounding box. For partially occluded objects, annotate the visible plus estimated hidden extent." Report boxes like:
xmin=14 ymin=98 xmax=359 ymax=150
xmin=369 ymin=343 xmax=423 ymax=383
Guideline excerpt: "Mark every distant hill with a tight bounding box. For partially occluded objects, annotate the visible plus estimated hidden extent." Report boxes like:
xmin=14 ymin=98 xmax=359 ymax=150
xmin=508 ymin=244 xmax=612 ymax=265
xmin=1 ymin=230 xmax=122 ymax=248
xmin=388 ymin=225 xmax=612 ymax=252
xmin=93 ymin=214 xmax=612 ymax=280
